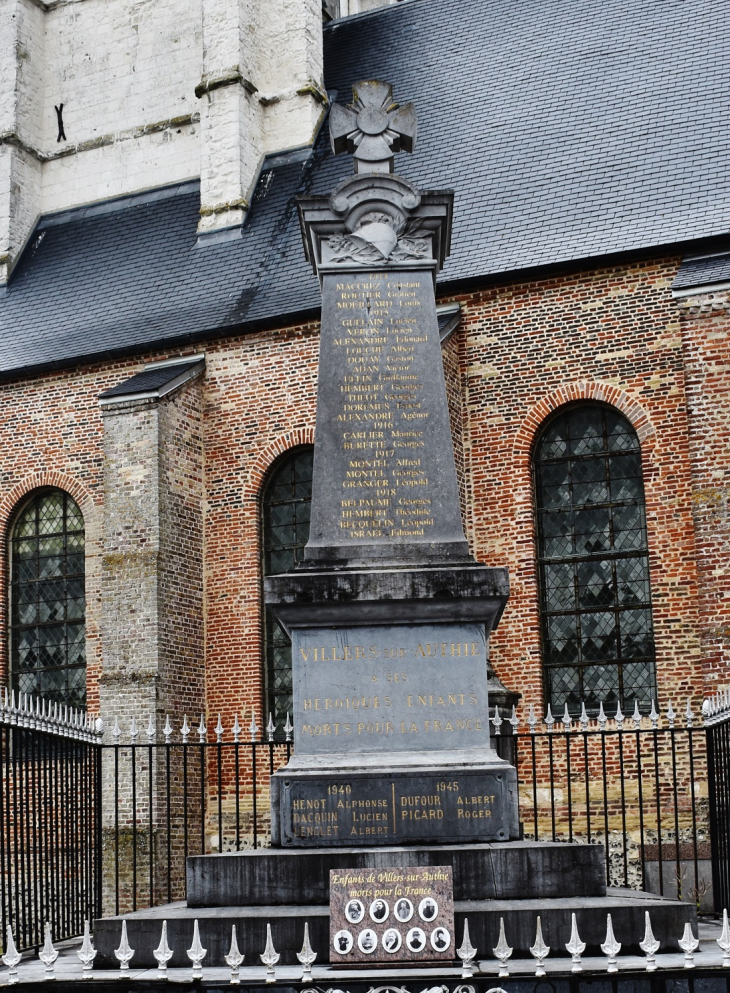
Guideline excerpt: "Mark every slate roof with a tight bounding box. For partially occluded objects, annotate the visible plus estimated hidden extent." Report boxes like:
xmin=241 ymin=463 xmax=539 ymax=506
xmin=99 ymin=358 xmax=204 ymax=400
xmin=673 ymin=252 xmax=730 ymax=294
xmin=2 ymin=0 xmax=730 ymax=377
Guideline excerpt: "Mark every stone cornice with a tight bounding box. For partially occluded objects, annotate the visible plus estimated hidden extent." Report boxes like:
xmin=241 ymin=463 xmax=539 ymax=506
xmin=0 ymin=114 xmax=199 ymax=163
xmin=195 ymin=70 xmax=258 ymax=100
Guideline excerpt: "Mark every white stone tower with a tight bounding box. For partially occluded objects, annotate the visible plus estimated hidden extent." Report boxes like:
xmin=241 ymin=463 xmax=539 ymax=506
xmin=0 ymin=0 xmax=400 ymax=283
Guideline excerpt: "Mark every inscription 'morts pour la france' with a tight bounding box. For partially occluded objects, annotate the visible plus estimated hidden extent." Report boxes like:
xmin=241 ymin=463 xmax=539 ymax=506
xmin=306 ymin=269 xmax=466 ymax=560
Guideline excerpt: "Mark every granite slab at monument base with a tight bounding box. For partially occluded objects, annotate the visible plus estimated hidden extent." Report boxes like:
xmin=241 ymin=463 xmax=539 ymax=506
xmin=93 ymin=842 xmax=696 ymax=968
xmin=92 ymin=890 xmax=695 ymax=968
xmin=186 ymin=841 xmax=606 ymax=907
xmin=271 ymin=767 xmax=518 ymax=846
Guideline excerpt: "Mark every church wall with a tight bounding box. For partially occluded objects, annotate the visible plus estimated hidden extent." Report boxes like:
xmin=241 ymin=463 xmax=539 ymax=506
xmin=448 ymin=256 xmax=704 ymax=714
xmin=676 ymin=291 xmax=730 ymax=696
xmin=41 ymin=0 xmax=202 ymax=214
xmin=158 ymin=378 xmax=206 ymax=719
xmin=0 ymin=362 xmax=112 ymax=711
xmin=0 ymin=252 xmax=716 ymax=736
xmin=201 ymin=321 xmax=319 ymax=730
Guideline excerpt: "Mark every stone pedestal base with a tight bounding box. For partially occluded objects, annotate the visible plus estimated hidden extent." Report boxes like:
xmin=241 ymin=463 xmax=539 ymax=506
xmin=92 ymin=841 xmax=697 ymax=967
xmin=265 ymin=563 xmax=517 ymax=848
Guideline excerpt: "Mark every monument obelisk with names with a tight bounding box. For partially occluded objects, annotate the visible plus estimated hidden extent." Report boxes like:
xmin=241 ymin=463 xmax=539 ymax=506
xmin=266 ymin=80 xmax=518 ymax=847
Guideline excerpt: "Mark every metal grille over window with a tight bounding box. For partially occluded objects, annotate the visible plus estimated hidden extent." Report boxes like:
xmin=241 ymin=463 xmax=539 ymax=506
xmin=535 ymin=406 xmax=656 ymax=714
xmin=10 ymin=490 xmax=86 ymax=709
xmin=262 ymin=448 xmax=313 ymax=727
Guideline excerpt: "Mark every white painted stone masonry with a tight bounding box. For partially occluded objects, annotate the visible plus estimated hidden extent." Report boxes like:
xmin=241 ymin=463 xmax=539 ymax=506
xmin=0 ymin=0 xmax=333 ymax=276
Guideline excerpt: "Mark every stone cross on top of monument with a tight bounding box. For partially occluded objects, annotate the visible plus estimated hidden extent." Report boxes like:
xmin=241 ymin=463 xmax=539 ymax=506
xmin=329 ymin=80 xmax=417 ymax=174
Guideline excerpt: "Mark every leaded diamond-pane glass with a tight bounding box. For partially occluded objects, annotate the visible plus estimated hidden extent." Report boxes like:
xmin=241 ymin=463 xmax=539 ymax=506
xmin=10 ymin=490 xmax=86 ymax=709
xmin=262 ymin=448 xmax=314 ymax=732
xmin=535 ymin=405 xmax=656 ymax=714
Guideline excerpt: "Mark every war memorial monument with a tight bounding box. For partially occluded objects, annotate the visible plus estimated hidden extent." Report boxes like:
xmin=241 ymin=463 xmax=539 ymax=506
xmin=95 ymin=81 xmax=694 ymax=970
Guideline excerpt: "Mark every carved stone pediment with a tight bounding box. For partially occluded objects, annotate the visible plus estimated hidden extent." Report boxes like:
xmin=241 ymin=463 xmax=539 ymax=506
xmin=298 ymin=173 xmax=452 ymax=277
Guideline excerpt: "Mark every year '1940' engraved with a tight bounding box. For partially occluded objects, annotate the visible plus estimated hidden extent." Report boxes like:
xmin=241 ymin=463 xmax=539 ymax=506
xmin=286 ymin=775 xmax=502 ymax=843
xmin=331 ymin=274 xmax=434 ymax=541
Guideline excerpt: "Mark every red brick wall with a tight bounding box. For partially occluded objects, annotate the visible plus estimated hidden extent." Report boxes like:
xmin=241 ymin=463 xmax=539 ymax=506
xmin=0 ymin=255 xmax=715 ymax=729
xmin=202 ymin=322 xmax=319 ymax=729
xmin=445 ymin=256 xmax=704 ymax=715
xmin=677 ymin=291 xmax=730 ymax=697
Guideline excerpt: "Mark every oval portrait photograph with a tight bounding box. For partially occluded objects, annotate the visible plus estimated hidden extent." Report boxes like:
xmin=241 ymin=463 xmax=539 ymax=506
xmin=333 ymin=929 xmax=353 ymax=955
xmin=345 ymin=899 xmax=365 ymax=924
xmin=430 ymin=926 xmax=451 ymax=951
xmin=369 ymin=898 xmax=389 ymax=923
xmin=382 ymin=928 xmax=402 ymax=954
xmin=358 ymin=928 xmax=378 ymax=954
xmin=394 ymin=897 xmax=414 ymax=922
xmin=418 ymin=897 xmax=438 ymax=922
xmin=406 ymin=927 xmax=426 ymax=952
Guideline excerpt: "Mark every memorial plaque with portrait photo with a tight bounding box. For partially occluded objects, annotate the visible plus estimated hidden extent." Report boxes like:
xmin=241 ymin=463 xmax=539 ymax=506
xmin=330 ymin=865 xmax=454 ymax=963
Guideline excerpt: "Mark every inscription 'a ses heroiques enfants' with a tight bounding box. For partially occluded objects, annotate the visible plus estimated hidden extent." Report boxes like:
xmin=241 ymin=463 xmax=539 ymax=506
xmin=331 ymin=275 xmax=433 ymax=542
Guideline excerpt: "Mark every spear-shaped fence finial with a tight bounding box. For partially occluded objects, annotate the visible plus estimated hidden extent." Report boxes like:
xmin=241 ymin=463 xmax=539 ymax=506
xmin=492 ymin=917 xmax=512 ymax=977
xmin=153 ymin=921 xmax=173 ymax=974
xmin=640 ymin=911 xmax=660 ymax=971
xmin=114 ymin=920 xmax=134 ymax=973
xmin=717 ymin=909 xmax=730 ymax=967
xmin=261 ymin=923 xmax=279 ymax=983
xmin=2 ymin=924 xmax=21 ymax=984
xmin=456 ymin=918 xmax=477 ymax=978
xmin=225 ymin=925 xmax=244 ymax=984
xmin=77 ymin=919 xmax=97 ymax=977
xmin=530 ymin=916 xmax=550 ymax=977
xmin=187 ymin=920 xmax=207 ymax=980
xmin=40 ymin=922 xmax=59 ymax=980
xmin=601 ymin=914 xmax=621 ymax=973
xmin=580 ymin=701 xmax=589 ymax=731
xmin=297 ymin=922 xmax=317 ymax=982
xmin=565 ymin=913 xmax=585 ymax=973
xmin=678 ymin=922 xmax=698 ymax=969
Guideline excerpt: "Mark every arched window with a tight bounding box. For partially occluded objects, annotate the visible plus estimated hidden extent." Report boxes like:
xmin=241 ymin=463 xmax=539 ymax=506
xmin=262 ymin=448 xmax=314 ymax=725
xmin=10 ymin=490 xmax=86 ymax=709
xmin=534 ymin=405 xmax=656 ymax=714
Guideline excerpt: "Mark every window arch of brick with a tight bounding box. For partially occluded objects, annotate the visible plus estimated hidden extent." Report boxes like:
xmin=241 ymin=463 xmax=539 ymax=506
xmin=533 ymin=403 xmax=657 ymax=714
xmin=9 ymin=488 xmax=87 ymax=709
xmin=260 ymin=446 xmax=314 ymax=726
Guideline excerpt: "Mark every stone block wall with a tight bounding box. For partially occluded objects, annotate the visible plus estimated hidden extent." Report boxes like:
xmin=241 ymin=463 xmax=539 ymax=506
xmin=100 ymin=374 xmax=205 ymax=726
xmin=1 ymin=0 xmax=326 ymax=273
xmin=676 ymin=290 xmax=730 ymax=692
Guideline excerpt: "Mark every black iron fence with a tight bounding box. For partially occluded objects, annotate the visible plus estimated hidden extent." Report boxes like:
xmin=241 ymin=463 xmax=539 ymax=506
xmin=2 ymin=691 xmax=730 ymax=952
xmin=498 ymin=702 xmax=711 ymax=911
xmin=0 ymin=697 xmax=102 ymax=952
xmin=101 ymin=715 xmax=292 ymax=916
xmin=705 ymin=692 xmax=730 ymax=916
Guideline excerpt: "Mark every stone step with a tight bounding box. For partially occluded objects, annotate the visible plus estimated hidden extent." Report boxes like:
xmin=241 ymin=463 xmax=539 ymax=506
xmin=93 ymin=890 xmax=694 ymax=968
xmin=186 ymin=840 xmax=606 ymax=907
